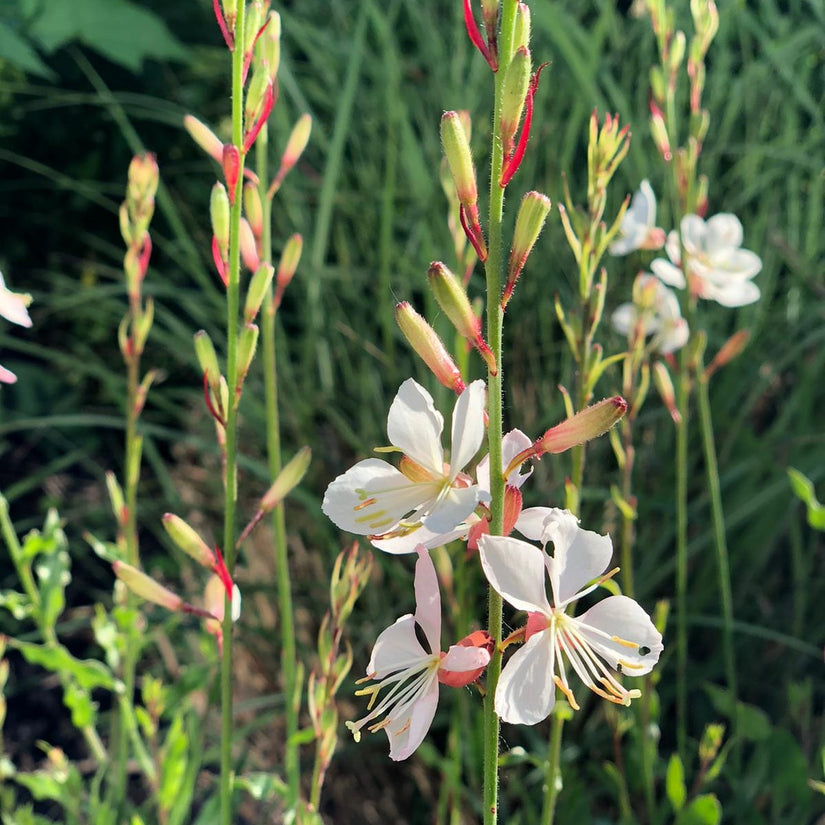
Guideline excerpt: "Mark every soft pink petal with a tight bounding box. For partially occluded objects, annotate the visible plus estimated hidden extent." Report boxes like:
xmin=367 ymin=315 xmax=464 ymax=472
xmin=386 ymin=674 xmax=439 ymax=761
xmin=449 ymin=379 xmax=486 ymax=477
xmin=368 ymin=615 xmax=429 ymax=677
xmin=441 ymin=643 xmax=491 ymax=672
xmin=387 ymin=378 xmax=444 ymax=474
xmin=495 ymin=631 xmax=555 ymax=724
xmin=413 ymin=546 xmax=441 ymax=654
xmin=478 ymin=535 xmax=552 ymax=615
xmin=0 ymin=364 xmax=17 ymax=384
xmin=575 ymin=595 xmax=663 ymax=676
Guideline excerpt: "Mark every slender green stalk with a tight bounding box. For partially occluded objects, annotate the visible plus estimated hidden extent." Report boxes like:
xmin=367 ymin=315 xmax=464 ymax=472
xmin=257 ymin=127 xmax=301 ymax=805
xmin=695 ymin=361 xmax=737 ymax=711
xmin=481 ymin=4 xmax=519 ymax=823
xmin=220 ymin=4 xmax=247 ymax=822
xmin=540 ymin=712 xmax=565 ymax=825
xmin=674 ymin=358 xmax=689 ymax=761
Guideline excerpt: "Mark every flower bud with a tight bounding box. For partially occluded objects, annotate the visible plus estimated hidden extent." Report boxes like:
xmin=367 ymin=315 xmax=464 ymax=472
xmin=134 ymin=296 xmax=154 ymax=356
xmin=204 ymin=574 xmax=241 ymax=623
xmin=261 ymin=446 xmax=312 ymax=511
xmin=257 ymin=11 xmax=281 ymax=81
xmin=162 ymin=513 xmax=216 ymax=569
xmin=668 ymin=30 xmax=686 ymax=77
xmin=503 ymin=190 xmax=551 ymax=308
xmin=652 ymin=361 xmax=679 ymax=424
xmin=427 ymin=262 xmax=479 ymax=342
xmin=243 ymin=183 xmax=263 ymax=239
xmin=396 ymin=302 xmax=466 ymax=393
xmin=274 ymin=233 xmax=303 ymax=309
xmin=536 ymin=396 xmax=627 ymax=455
xmin=267 ymin=114 xmax=312 ymax=198
xmin=239 ymin=218 xmax=260 ymax=271
xmin=114 ymin=561 xmax=182 ymax=612
xmin=235 ymin=323 xmax=259 ymax=389
xmin=127 ymin=153 xmax=159 ymax=209
xmin=194 ymin=331 xmax=221 ymax=393
xmin=210 ymin=183 xmax=230 ymax=253
xmin=105 ymin=471 xmax=126 ymax=525
xmin=513 ymin=2 xmax=531 ymax=51
xmin=183 ymin=114 xmax=223 ymax=163
xmin=706 ymin=330 xmax=749 ymax=379
xmin=441 ymin=111 xmax=478 ymax=207
xmin=244 ymin=263 xmax=275 ymax=323
xmin=500 ymin=47 xmax=531 ymax=158
xmin=243 ymin=1 xmax=266 ymax=64
xmin=649 ymin=101 xmax=672 ymax=162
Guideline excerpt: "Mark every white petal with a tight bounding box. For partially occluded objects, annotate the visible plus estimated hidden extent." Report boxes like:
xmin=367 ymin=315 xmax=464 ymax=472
xmin=495 ymin=631 xmax=556 ymax=724
xmin=611 ymin=303 xmax=637 ymax=337
xmin=651 ymin=258 xmax=686 ymax=288
xmin=322 ymin=458 xmax=430 ymax=535
xmin=386 ymin=675 xmax=439 ymax=761
xmin=544 ymin=513 xmax=613 ymax=606
xmin=0 ymin=288 xmax=32 ymax=328
xmin=705 ymin=213 xmax=743 ymax=253
xmin=0 ymin=364 xmax=17 ymax=384
xmin=441 ymin=643 xmax=490 ymax=672
xmin=515 ymin=506 xmax=567 ymax=545
xmin=449 ymin=379 xmax=486 ymax=477
xmin=637 ymin=180 xmax=657 ymax=227
xmin=713 ymin=248 xmax=762 ymax=281
xmin=478 ymin=535 xmax=552 ymax=615
xmin=387 ymin=378 xmax=444 ymax=474
xmin=413 ymin=546 xmax=441 ymax=654
xmin=423 ymin=484 xmax=486 ymax=535
xmin=368 ymin=615 xmax=429 ymax=677
xmin=664 ymin=228 xmax=682 ymax=266
xmin=575 ymin=595 xmax=663 ymax=676
xmin=501 ymin=429 xmax=533 ymax=488
xmin=707 ymin=279 xmax=761 ymax=308
xmin=679 ymin=214 xmax=706 ymax=255
xmin=655 ymin=318 xmax=689 ymax=353
xmin=371 ymin=522 xmax=470 ymax=554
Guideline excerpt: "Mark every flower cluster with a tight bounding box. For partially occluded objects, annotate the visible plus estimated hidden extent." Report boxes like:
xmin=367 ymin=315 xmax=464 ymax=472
xmin=0 ymin=271 xmax=32 ymax=384
xmin=323 ymin=379 xmax=662 ymax=759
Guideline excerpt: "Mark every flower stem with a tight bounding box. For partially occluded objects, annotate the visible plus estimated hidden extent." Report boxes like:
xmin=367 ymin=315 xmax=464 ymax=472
xmin=540 ymin=711 xmax=565 ymax=825
xmin=674 ymin=354 xmax=689 ymax=762
xmin=220 ymin=3 xmax=247 ymax=822
xmin=257 ymin=127 xmax=301 ymax=806
xmin=482 ymin=3 xmax=518 ymax=823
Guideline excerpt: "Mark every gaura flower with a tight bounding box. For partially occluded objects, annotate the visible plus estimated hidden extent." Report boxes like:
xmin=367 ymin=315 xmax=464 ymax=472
xmin=652 ymin=213 xmax=762 ymax=307
xmin=612 ymin=273 xmax=689 ymax=354
xmin=322 ymin=378 xmax=489 ymax=539
xmin=479 ymin=509 xmax=663 ymax=725
xmin=346 ymin=546 xmax=491 ymax=760
xmin=609 ymin=180 xmax=666 ymax=256
xmin=0 ymin=364 xmax=17 ymax=384
xmin=0 ymin=271 xmax=32 ymax=329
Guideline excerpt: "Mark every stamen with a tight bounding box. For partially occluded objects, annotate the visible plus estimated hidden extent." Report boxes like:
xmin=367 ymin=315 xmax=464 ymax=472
xmin=353 ymin=497 xmax=377 ymax=511
xmin=553 ymin=675 xmax=579 ymax=710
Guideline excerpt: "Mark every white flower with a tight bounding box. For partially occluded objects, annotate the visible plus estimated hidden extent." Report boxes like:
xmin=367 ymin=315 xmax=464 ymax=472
xmin=609 ymin=180 xmax=666 ymax=256
xmin=322 ymin=378 xmax=489 ymax=540
xmin=612 ymin=274 xmax=689 ymax=354
xmin=652 ymin=213 xmax=762 ymax=307
xmin=0 ymin=364 xmax=17 ymax=384
xmin=346 ymin=546 xmax=491 ymax=760
xmin=479 ymin=509 xmax=663 ymax=725
xmin=0 ymin=271 xmax=32 ymax=328
xmin=475 ymin=428 xmax=534 ymax=493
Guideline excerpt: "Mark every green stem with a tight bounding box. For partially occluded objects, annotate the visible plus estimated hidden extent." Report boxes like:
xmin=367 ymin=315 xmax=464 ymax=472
xmin=674 ymin=355 xmax=689 ymax=762
xmin=257 ymin=128 xmax=301 ymax=806
xmin=481 ymin=4 xmax=518 ymax=823
xmin=695 ymin=360 xmax=737 ymax=713
xmin=220 ymin=5 xmax=247 ymax=822
xmin=539 ymin=712 xmax=565 ymax=825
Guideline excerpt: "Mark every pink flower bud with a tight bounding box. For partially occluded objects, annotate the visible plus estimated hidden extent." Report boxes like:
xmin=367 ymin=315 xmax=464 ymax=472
xmin=649 ymin=101 xmax=672 ymax=162
xmin=184 ymin=114 xmax=224 ymax=163
xmin=239 ymin=218 xmax=260 ymax=271
xmin=243 ymin=183 xmax=264 ymax=238
xmin=222 ymin=144 xmax=241 ymax=203
xmin=261 ymin=446 xmax=312 ymax=511
xmin=162 ymin=514 xmax=216 ymax=569
xmin=503 ymin=190 xmax=551 ymax=308
xmin=114 ymin=561 xmax=182 ymax=612
xmin=268 ymin=114 xmax=312 ymax=198
xmin=536 ymin=396 xmax=627 ymax=456
xmin=441 ymin=111 xmax=478 ymax=208
xmin=395 ymin=302 xmax=466 ymax=394
xmin=273 ymin=233 xmax=303 ymax=310
xmin=652 ymin=361 xmax=680 ymax=424
xmin=244 ymin=263 xmax=275 ymax=323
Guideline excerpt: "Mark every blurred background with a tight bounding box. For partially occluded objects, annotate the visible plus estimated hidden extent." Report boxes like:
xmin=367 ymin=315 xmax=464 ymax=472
xmin=0 ymin=0 xmax=823 ymax=822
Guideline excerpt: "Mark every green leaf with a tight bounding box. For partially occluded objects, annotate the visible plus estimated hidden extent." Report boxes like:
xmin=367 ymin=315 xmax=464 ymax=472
xmin=0 ymin=22 xmax=55 ymax=79
xmin=35 ymin=547 xmax=70 ymax=629
xmin=234 ymin=772 xmax=288 ymax=801
xmin=0 ymin=590 xmax=33 ymax=620
xmin=788 ymin=468 xmax=825 ymax=530
xmin=28 ymin=0 xmax=187 ymax=71
xmin=704 ymin=683 xmax=772 ymax=741
xmin=12 ymin=640 xmax=116 ymax=691
xmin=63 ymin=680 xmax=97 ymax=729
xmin=674 ymin=794 xmax=722 ymax=825
xmin=666 ymin=753 xmax=687 ymax=812
xmin=159 ymin=716 xmax=188 ymax=813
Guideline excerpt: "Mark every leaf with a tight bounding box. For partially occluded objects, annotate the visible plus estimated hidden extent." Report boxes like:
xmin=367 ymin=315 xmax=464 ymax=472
xmin=63 ymin=679 xmax=97 ymax=729
xmin=12 ymin=640 xmax=116 ymax=691
xmin=666 ymin=753 xmax=687 ymax=812
xmin=704 ymin=683 xmax=772 ymax=741
xmin=234 ymin=772 xmax=288 ymax=801
xmin=35 ymin=547 xmax=70 ymax=629
xmin=0 ymin=590 xmax=33 ymax=620
xmin=28 ymin=0 xmax=187 ymax=72
xmin=0 ymin=22 xmax=55 ymax=79
xmin=673 ymin=794 xmax=722 ymax=825
xmin=788 ymin=468 xmax=825 ymax=530
xmin=159 ymin=716 xmax=188 ymax=813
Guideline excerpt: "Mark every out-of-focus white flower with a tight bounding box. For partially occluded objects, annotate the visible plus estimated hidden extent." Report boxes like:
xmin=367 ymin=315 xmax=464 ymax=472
xmin=346 ymin=546 xmax=491 ymax=760
xmin=322 ymin=378 xmax=489 ymax=540
xmin=612 ymin=273 xmax=689 ymax=354
xmin=0 ymin=364 xmax=17 ymax=384
xmin=652 ymin=213 xmax=762 ymax=307
xmin=479 ymin=509 xmax=663 ymax=725
xmin=609 ymin=180 xmax=666 ymax=256
xmin=0 ymin=271 xmax=32 ymax=328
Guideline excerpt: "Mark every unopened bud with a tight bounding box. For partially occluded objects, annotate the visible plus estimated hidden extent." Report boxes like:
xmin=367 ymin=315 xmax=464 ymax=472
xmin=267 ymin=114 xmax=311 ymax=198
xmin=134 ymin=296 xmax=154 ymax=355
xmin=258 ymin=11 xmax=281 ymax=81
xmin=243 ymin=1 xmax=266 ymax=63
xmin=698 ymin=721 xmax=725 ymax=765
xmin=204 ymin=574 xmax=241 ymax=623
xmin=649 ymin=66 xmax=666 ymax=106
xmin=649 ymin=101 xmax=672 ymax=162
xmin=668 ymin=30 xmax=686 ymax=77
xmin=261 ymin=446 xmax=312 ymax=511
xmin=243 ymin=183 xmax=263 ymax=238
xmin=194 ymin=330 xmax=221 ymax=393
xmin=222 ymin=144 xmax=241 ymax=202
xmin=274 ymin=233 xmax=303 ymax=309
xmin=210 ymin=183 xmax=231 ymax=252
xmin=503 ymin=190 xmax=551 ymax=307
xmin=428 ymin=262 xmax=479 ymax=342
xmin=184 ymin=115 xmax=223 ymax=163
xmin=500 ymin=47 xmax=531 ymax=158
xmin=706 ymin=330 xmax=749 ymax=379
xmin=235 ymin=323 xmax=259 ymax=387
xmin=105 ymin=471 xmax=125 ymax=525
xmin=537 ymin=396 xmax=627 ymax=455
xmin=127 ymin=153 xmax=159 ymax=208
xmin=652 ymin=361 xmax=679 ymax=424
xmin=513 ymin=2 xmax=531 ymax=51
xmin=114 ymin=561 xmax=182 ymax=612
xmin=244 ymin=263 xmax=275 ymax=322
xmin=239 ymin=218 xmax=260 ymax=271
xmin=162 ymin=514 xmax=216 ymax=568
xmin=441 ymin=111 xmax=478 ymax=207
xmin=396 ymin=302 xmax=466 ymax=393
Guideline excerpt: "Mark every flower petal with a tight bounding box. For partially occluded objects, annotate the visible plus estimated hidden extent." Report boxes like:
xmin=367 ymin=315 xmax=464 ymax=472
xmin=368 ymin=614 xmax=429 ymax=678
xmin=495 ymin=631 xmax=555 ymax=724
xmin=575 ymin=595 xmax=663 ymax=676
xmin=424 ymin=483 xmax=487 ymax=535
xmin=651 ymin=258 xmax=686 ymax=288
xmin=0 ymin=364 xmax=17 ymax=384
xmin=441 ymin=643 xmax=491 ymax=673
xmin=704 ymin=213 xmax=743 ymax=253
xmin=478 ymin=534 xmax=552 ymax=615
xmin=706 ymin=279 xmax=761 ymax=308
xmin=611 ymin=303 xmax=637 ymax=337
xmin=476 ymin=428 xmax=533 ymax=493
xmin=413 ymin=546 xmax=441 ymax=654
xmin=386 ymin=674 xmax=439 ymax=761
xmin=371 ymin=521 xmax=471 ymax=555
xmin=449 ymin=379 xmax=486 ymax=477
xmin=387 ymin=378 xmax=445 ymax=474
